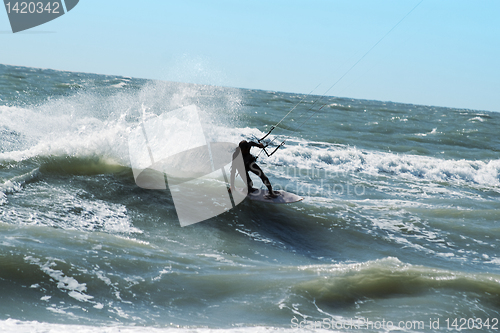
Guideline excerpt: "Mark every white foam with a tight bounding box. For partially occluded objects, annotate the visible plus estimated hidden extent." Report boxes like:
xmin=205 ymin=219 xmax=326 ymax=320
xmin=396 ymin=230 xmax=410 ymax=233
xmin=0 ymin=169 xmax=40 ymax=196
xmin=0 ymin=320 xmax=309 ymax=333
xmin=24 ymin=257 xmax=94 ymax=303
xmin=111 ymin=82 xmax=127 ymax=88
xmin=0 ymin=105 xmax=130 ymax=166
xmin=0 ymin=191 xmax=7 ymax=206
xmin=0 ymin=79 xmax=243 ymax=170
xmin=255 ymin=138 xmax=500 ymax=189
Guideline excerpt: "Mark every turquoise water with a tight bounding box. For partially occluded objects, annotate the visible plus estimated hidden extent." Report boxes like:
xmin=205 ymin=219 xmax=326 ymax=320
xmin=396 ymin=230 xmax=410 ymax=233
xmin=0 ymin=64 xmax=499 ymax=332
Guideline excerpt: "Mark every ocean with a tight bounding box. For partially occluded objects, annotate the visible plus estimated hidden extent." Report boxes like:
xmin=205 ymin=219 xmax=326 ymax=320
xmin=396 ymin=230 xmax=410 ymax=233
xmin=1 ymin=63 xmax=499 ymax=332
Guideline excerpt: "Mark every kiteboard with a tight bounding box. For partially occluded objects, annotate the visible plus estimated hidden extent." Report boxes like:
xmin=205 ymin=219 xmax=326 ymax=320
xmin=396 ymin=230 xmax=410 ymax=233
xmin=236 ymin=188 xmax=303 ymax=204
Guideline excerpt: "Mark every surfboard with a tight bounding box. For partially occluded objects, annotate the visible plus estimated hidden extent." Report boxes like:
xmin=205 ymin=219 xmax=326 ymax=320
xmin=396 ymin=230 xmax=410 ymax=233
xmin=237 ymin=188 xmax=303 ymax=204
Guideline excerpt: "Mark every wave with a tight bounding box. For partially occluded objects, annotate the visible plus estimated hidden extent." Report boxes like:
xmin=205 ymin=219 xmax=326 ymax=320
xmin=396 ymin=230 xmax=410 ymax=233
xmin=1 ymin=248 xmax=498 ymax=328
xmin=0 ymin=78 xmax=244 ymax=165
xmin=265 ymin=139 xmax=500 ymax=189
xmin=293 ymin=257 xmax=500 ymax=305
xmin=36 ymin=155 xmax=129 ymax=175
xmin=1 ymin=79 xmax=499 ymax=204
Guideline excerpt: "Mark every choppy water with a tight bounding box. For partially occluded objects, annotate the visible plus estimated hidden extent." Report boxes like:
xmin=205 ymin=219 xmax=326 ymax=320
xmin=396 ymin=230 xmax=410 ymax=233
xmin=1 ymin=64 xmax=499 ymax=332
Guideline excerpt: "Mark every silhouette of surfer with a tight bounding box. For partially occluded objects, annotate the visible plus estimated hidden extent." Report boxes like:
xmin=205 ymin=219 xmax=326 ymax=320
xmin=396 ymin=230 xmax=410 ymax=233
xmin=229 ymin=140 xmax=279 ymax=198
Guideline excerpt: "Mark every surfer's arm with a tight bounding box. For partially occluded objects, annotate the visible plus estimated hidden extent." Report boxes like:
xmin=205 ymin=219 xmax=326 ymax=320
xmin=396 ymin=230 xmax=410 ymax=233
xmin=249 ymin=141 xmax=265 ymax=149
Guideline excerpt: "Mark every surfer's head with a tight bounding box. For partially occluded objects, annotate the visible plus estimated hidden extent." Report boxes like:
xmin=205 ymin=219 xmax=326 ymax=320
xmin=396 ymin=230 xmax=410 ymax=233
xmin=239 ymin=140 xmax=251 ymax=155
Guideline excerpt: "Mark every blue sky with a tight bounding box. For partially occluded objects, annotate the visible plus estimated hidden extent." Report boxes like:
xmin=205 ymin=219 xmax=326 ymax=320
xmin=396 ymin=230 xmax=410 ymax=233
xmin=1 ymin=0 xmax=499 ymax=112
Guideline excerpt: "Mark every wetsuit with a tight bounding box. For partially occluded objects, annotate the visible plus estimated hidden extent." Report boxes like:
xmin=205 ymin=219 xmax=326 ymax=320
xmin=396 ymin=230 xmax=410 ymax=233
xmin=230 ymin=141 xmax=274 ymax=194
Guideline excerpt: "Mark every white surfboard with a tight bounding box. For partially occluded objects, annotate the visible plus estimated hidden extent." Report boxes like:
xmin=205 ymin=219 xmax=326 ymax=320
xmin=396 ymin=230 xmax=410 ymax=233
xmin=237 ymin=188 xmax=303 ymax=204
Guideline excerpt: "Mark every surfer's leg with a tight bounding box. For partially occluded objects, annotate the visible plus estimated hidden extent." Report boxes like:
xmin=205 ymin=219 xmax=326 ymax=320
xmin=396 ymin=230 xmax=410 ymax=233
xmin=246 ymin=173 xmax=255 ymax=192
xmin=249 ymin=162 xmax=277 ymax=197
xmin=242 ymin=164 xmax=256 ymax=192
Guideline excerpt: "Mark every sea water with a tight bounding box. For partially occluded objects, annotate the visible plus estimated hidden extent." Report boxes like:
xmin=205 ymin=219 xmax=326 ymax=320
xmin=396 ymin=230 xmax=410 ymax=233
xmin=1 ymin=64 xmax=499 ymax=332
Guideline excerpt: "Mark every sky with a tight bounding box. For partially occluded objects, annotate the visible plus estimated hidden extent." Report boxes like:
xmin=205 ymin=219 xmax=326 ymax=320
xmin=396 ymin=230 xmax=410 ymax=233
xmin=1 ymin=0 xmax=499 ymax=112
